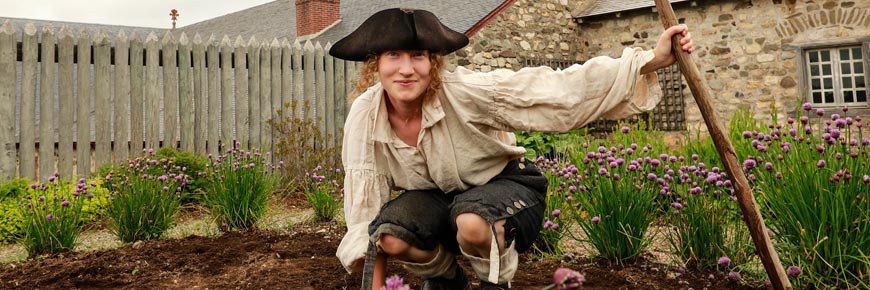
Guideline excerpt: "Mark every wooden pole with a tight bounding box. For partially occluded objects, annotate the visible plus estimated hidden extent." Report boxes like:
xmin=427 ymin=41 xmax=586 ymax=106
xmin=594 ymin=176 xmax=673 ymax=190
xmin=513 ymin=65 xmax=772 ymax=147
xmin=652 ymin=1 xmax=792 ymax=289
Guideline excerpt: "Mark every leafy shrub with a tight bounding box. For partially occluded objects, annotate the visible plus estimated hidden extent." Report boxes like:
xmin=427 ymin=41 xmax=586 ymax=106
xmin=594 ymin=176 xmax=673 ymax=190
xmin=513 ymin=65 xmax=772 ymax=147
xmin=303 ymin=166 xmax=342 ymax=222
xmin=269 ymin=101 xmax=341 ymax=194
xmin=104 ymin=151 xmax=189 ymax=243
xmin=0 ymin=199 xmax=24 ymax=244
xmin=0 ymin=178 xmax=32 ymax=201
xmin=204 ymin=144 xmax=276 ymax=231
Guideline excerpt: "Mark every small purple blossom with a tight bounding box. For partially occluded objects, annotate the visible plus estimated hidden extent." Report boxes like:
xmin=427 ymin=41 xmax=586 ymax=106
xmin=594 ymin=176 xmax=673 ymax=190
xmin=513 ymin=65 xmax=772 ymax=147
xmin=45 ymin=214 xmax=54 ymax=220
xmin=802 ymin=102 xmax=813 ymax=111
xmin=552 ymin=209 xmax=561 ymax=218
xmin=718 ymin=256 xmax=731 ymax=266
xmin=61 ymin=200 xmax=70 ymax=207
xmin=553 ymin=267 xmax=585 ymax=290
xmin=817 ymin=160 xmax=826 ymax=168
xmin=621 ymin=126 xmax=630 ymax=133
xmin=381 ymin=275 xmax=410 ymax=290
xmin=591 ymin=216 xmax=600 ymax=224
xmin=728 ymin=271 xmax=742 ymax=282
xmin=786 ymin=265 xmax=802 ymax=277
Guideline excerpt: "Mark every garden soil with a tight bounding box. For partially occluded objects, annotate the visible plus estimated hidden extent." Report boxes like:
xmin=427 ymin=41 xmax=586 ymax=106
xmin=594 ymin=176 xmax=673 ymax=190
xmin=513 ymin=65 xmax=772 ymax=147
xmin=0 ymin=194 xmax=763 ymax=290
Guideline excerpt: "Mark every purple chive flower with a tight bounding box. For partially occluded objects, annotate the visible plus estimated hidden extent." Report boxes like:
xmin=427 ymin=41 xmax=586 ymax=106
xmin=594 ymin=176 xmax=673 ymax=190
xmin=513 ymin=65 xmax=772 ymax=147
xmin=816 ymin=108 xmax=825 ymax=116
xmin=157 ymin=175 xmax=168 ymax=182
xmin=552 ymin=209 xmax=561 ymax=218
xmin=786 ymin=265 xmax=802 ymax=277
xmin=46 ymin=214 xmax=54 ymax=220
xmin=742 ymin=131 xmax=752 ymax=138
xmin=61 ymin=200 xmax=70 ymax=207
xmin=591 ymin=216 xmax=601 ymax=224
xmin=728 ymin=271 xmax=742 ymax=282
xmin=817 ymin=160 xmax=826 ymax=168
xmin=381 ymin=275 xmax=411 ymax=290
xmin=718 ymin=256 xmax=732 ymax=266
xmin=553 ymin=267 xmax=585 ymax=290
xmin=621 ymin=126 xmax=630 ymax=133
xmin=802 ymin=102 xmax=813 ymax=111
xmin=743 ymin=159 xmax=756 ymax=169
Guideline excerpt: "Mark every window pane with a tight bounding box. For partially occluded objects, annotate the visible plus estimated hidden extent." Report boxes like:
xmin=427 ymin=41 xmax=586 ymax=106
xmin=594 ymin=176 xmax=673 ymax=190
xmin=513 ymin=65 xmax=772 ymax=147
xmin=840 ymin=48 xmax=851 ymax=60
xmin=824 ymin=77 xmax=833 ymax=89
xmin=821 ymin=50 xmax=831 ymax=61
xmin=843 ymin=77 xmax=853 ymax=88
xmin=810 ymin=64 xmax=820 ymax=76
xmin=823 ymin=64 xmax=832 ymax=75
xmin=856 ymin=63 xmax=864 ymax=74
xmin=809 ymin=51 xmax=819 ymax=62
xmin=844 ymin=91 xmax=854 ymax=103
xmin=858 ymin=90 xmax=867 ymax=102
xmin=842 ymin=63 xmax=851 ymax=74
xmin=825 ymin=91 xmax=834 ymax=103
xmin=813 ymin=92 xmax=822 ymax=103
xmin=853 ymin=47 xmax=863 ymax=60
xmin=857 ymin=77 xmax=865 ymax=89
xmin=812 ymin=78 xmax=821 ymax=90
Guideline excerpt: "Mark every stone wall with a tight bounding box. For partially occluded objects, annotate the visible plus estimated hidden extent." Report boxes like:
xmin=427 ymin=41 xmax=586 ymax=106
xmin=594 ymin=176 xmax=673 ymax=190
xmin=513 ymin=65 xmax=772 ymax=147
xmin=448 ymin=0 xmax=584 ymax=72
xmin=456 ymin=0 xmax=870 ymax=135
xmin=578 ymin=0 xmax=870 ymax=133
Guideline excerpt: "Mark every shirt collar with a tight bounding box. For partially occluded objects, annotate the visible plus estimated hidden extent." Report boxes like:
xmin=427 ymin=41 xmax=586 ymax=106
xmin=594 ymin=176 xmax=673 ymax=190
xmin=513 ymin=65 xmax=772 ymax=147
xmin=370 ymin=86 xmax=445 ymax=143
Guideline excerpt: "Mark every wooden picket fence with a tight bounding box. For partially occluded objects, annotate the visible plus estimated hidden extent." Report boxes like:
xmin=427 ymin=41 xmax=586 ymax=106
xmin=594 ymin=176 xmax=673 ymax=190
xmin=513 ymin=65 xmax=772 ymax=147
xmin=0 ymin=21 xmax=358 ymax=181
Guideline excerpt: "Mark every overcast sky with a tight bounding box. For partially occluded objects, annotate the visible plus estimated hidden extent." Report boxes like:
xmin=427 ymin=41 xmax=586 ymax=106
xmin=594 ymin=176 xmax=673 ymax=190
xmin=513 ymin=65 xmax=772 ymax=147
xmin=0 ymin=0 xmax=274 ymax=28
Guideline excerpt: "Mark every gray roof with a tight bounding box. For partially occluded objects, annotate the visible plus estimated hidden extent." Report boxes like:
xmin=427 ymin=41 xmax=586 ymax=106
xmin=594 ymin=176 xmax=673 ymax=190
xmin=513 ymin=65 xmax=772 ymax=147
xmin=313 ymin=0 xmax=508 ymax=44
xmin=176 ymin=0 xmax=296 ymax=41
xmin=0 ymin=1 xmax=508 ymax=44
xmin=576 ymin=0 xmax=690 ymax=18
xmin=0 ymin=16 xmax=167 ymax=41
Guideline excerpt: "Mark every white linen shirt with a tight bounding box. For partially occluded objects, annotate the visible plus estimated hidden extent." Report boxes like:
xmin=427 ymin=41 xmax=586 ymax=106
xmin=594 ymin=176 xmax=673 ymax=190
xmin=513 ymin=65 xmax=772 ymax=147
xmin=337 ymin=47 xmax=661 ymax=271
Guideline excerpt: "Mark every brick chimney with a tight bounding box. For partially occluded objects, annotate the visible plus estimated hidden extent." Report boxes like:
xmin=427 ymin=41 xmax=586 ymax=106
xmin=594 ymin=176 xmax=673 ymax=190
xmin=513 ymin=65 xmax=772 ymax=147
xmin=296 ymin=0 xmax=341 ymax=38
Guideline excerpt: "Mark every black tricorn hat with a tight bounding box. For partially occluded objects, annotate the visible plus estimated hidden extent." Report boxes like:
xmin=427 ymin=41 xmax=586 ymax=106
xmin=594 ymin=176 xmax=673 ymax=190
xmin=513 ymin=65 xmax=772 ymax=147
xmin=329 ymin=8 xmax=469 ymax=61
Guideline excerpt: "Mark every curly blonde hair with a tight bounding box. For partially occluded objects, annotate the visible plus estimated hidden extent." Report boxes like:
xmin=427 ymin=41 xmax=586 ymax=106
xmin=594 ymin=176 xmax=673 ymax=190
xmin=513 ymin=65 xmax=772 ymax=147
xmin=349 ymin=53 xmax=446 ymax=102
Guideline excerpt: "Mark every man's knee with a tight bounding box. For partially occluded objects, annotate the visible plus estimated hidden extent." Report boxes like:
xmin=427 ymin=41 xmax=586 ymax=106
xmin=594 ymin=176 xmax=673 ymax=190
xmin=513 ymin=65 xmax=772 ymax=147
xmin=455 ymin=213 xmax=495 ymax=247
xmin=378 ymin=234 xmax=410 ymax=256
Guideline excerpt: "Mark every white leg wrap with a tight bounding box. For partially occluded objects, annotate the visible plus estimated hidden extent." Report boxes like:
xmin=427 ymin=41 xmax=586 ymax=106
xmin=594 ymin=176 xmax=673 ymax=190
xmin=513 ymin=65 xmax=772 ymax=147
xmin=399 ymin=245 xmax=458 ymax=279
xmin=461 ymin=241 xmax=518 ymax=285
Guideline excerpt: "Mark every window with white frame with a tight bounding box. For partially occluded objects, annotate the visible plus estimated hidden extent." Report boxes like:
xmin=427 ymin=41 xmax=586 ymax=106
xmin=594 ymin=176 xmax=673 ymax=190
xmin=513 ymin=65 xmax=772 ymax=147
xmin=805 ymin=46 xmax=867 ymax=106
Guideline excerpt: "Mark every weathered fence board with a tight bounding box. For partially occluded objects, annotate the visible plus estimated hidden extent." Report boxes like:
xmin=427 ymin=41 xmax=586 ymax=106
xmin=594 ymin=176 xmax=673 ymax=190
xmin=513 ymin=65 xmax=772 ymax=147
xmin=206 ymin=35 xmax=220 ymax=155
xmin=39 ymin=26 xmax=56 ymax=180
xmin=21 ymin=24 xmax=38 ymax=179
xmin=1 ymin=23 xmax=358 ymax=181
xmin=233 ymin=36 xmax=249 ymax=149
xmin=114 ymin=31 xmax=131 ymax=164
xmin=248 ymin=36 xmax=261 ymax=151
xmin=57 ymin=27 xmax=75 ymax=178
xmin=162 ymin=32 xmax=179 ymax=149
xmin=94 ymin=32 xmax=112 ymax=170
xmin=0 ymin=22 xmax=16 ymax=180
xmin=192 ymin=34 xmax=207 ymax=155
xmin=76 ymin=29 xmax=92 ymax=177
xmin=220 ymin=36 xmax=234 ymax=150
xmin=130 ymin=32 xmax=145 ymax=156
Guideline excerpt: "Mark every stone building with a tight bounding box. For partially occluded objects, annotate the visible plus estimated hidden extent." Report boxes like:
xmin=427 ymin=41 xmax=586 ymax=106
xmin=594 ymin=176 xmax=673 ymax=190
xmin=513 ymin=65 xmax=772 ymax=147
xmin=463 ymin=0 xmax=870 ymax=135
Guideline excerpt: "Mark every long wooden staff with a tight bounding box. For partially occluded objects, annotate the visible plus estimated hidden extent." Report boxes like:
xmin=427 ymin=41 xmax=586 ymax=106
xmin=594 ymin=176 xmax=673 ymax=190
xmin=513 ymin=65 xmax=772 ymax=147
xmin=652 ymin=1 xmax=792 ymax=289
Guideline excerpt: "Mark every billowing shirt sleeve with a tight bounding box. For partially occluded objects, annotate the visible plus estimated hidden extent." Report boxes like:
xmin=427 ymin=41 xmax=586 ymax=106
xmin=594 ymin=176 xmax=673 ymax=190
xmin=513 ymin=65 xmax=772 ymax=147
xmin=443 ymin=47 xmax=661 ymax=133
xmin=336 ymin=94 xmax=392 ymax=273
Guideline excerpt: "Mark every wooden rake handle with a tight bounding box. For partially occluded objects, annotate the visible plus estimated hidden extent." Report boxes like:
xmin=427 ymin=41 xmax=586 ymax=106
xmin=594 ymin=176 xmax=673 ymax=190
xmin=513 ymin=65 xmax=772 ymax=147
xmin=652 ymin=1 xmax=793 ymax=289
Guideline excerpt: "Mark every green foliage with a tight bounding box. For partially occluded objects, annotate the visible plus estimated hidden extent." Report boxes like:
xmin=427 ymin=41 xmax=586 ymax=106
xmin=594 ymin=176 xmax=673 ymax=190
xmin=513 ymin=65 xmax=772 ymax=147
xmin=20 ymin=175 xmax=88 ymax=257
xmin=515 ymin=129 xmax=589 ymax=160
xmin=0 ymin=178 xmax=32 ymax=201
xmin=738 ymin=104 xmax=870 ymax=289
xmin=303 ymin=166 xmax=342 ymax=222
xmin=568 ymin=144 xmax=661 ymax=263
xmin=204 ymin=145 xmax=276 ymax=231
xmin=269 ymin=101 xmax=342 ymax=194
xmin=104 ymin=153 xmax=187 ymax=243
xmin=530 ymin=157 xmax=573 ymax=258
xmin=0 ymin=199 xmax=24 ymax=244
